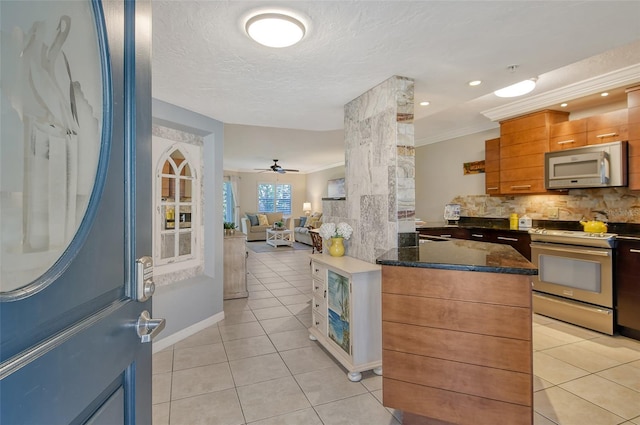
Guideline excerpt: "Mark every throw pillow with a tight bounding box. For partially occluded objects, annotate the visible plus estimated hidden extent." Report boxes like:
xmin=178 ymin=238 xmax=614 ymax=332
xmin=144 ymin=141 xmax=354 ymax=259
xmin=306 ymin=217 xmax=319 ymax=229
xmin=265 ymin=212 xmax=282 ymax=225
xmin=246 ymin=213 xmax=259 ymax=226
xmin=299 ymin=216 xmax=307 ymax=227
xmin=257 ymin=214 xmax=269 ymax=226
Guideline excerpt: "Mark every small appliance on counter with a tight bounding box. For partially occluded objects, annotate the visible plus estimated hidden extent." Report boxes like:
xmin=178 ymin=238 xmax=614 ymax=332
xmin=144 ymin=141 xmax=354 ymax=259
xmin=443 ymin=203 xmax=461 ymax=225
xmin=518 ymin=215 xmax=532 ymax=230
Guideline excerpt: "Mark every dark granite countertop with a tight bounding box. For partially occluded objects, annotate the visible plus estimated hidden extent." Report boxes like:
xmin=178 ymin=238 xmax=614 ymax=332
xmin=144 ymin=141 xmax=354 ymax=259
xmin=376 ymin=239 xmax=538 ymax=275
xmin=417 ymin=217 xmax=640 ymax=238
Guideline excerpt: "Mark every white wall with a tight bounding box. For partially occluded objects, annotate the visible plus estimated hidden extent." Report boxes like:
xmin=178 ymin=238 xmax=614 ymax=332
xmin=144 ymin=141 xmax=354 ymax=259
xmin=305 ymin=165 xmax=345 ymax=213
xmin=223 ymin=124 xmax=344 ymax=173
xmin=415 ymin=128 xmax=499 ymax=223
xmin=151 ymin=99 xmax=224 ymax=346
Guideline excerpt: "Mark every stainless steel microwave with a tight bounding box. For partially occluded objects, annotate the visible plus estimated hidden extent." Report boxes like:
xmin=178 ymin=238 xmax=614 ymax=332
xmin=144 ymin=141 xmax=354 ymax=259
xmin=545 ymin=141 xmax=628 ymax=189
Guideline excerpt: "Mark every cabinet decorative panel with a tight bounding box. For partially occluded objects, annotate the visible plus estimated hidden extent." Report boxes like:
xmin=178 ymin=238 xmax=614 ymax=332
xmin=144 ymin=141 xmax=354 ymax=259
xmin=327 ymin=270 xmax=351 ymax=355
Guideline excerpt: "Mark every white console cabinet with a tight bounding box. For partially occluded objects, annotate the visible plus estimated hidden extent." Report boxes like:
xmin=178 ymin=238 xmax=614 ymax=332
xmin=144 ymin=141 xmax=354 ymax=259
xmin=308 ymin=254 xmax=382 ymax=382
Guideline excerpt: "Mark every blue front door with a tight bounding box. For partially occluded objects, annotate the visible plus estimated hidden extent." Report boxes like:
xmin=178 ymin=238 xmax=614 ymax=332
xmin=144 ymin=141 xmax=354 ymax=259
xmin=0 ymin=1 xmax=155 ymax=423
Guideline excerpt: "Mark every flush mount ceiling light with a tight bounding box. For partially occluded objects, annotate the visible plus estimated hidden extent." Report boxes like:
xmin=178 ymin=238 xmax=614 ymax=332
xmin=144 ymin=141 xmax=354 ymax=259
xmin=419 ymin=101 xmax=430 ymax=106
xmin=245 ymin=12 xmax=306 ymax=48
xmin=494 ymin=78 xmax=537 ymax=98
xmin=468 ymin=80 xmax=482 ymax=86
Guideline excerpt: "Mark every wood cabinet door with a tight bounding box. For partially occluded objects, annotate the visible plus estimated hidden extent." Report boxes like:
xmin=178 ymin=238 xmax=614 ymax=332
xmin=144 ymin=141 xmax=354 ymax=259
xmin=616 ymin=240 xmax=640 ymax=334
xmin=587 ymin=109 xmax=629 ymax=145
xmin=485 ymin=138 xmax=501 ymax=194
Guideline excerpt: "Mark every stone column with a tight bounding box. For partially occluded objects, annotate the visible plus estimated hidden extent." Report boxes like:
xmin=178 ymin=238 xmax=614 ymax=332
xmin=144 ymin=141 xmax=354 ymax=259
xmin=324 ymin=75 xmax=415 ymax=263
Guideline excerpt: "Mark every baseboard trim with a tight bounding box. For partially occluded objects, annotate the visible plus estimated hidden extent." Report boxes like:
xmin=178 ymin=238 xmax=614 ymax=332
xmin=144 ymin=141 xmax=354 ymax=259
xmin=152 ymin=311 xmax=225 ymax=353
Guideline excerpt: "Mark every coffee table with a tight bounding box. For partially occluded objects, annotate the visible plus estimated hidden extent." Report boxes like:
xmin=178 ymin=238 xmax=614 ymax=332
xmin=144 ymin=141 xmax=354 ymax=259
xmin=266 ymin=228 xmax=293 ymax=247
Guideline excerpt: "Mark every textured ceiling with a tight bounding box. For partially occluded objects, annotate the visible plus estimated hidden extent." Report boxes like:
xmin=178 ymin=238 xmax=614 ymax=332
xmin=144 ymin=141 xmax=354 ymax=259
xmin=152 ymin=1 xmax=640 ymax=173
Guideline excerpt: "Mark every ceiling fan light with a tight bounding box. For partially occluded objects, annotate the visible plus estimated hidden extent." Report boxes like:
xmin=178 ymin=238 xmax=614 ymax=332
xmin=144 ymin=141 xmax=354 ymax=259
xmin=246 ymin=13 xmax=306 ymax=48
xmin=494 ymin=79 xmax=537 ymax=98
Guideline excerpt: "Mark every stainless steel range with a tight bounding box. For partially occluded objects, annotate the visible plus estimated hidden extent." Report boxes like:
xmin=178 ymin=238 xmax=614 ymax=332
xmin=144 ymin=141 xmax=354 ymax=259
xmin=529 ymin=228 xmax=616 ymax=335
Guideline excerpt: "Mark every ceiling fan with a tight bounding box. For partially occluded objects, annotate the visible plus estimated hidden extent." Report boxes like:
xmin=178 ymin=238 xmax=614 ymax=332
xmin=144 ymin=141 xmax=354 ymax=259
xmin=254 ymin=159 xmax=299 ymax=174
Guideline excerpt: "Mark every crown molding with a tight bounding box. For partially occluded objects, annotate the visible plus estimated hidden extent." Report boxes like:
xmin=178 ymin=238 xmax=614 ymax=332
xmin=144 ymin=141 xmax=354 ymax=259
xmin=415 ymin=121 xmax=499 ymax=146
xmin=481 ymin=64 xmax=640 ymax=122
xmin=306 ymin=161 xmax=345 ymax=174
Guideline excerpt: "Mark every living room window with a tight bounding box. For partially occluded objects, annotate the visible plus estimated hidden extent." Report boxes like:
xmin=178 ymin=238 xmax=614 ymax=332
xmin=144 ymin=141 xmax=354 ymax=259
xmin=258 ymin=183 xmax=291 ymax=215
xmin=156 ymin=148 xmax=197 ymax=266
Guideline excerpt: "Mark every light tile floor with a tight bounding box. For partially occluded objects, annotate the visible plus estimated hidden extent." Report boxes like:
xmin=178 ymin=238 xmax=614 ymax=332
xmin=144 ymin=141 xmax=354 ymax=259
xmin=153 ymin=247 xmax=640 ymax=425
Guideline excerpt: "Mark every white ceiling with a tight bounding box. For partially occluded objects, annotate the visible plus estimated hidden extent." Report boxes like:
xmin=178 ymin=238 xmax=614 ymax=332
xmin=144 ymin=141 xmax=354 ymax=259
xmin=152 ymin=1 xmax=640 ymax=173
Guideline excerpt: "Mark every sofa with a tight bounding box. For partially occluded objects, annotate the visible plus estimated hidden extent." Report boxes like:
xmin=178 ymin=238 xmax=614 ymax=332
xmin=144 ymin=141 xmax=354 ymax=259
xmin=240 ymin=212 xmax=291 ymax=241
xmin=293 ymin=214 xmax=322 ymax=245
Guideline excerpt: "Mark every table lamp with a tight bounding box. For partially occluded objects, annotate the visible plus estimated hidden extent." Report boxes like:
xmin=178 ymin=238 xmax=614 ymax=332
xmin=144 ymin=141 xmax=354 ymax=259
xmin=303 ymin=202 xmax=311 ymax=216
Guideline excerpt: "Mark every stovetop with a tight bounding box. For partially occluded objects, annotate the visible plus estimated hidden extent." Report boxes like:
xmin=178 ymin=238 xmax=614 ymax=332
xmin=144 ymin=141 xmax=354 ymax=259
xmin=528 ymin=228 xmax=617 ymax=248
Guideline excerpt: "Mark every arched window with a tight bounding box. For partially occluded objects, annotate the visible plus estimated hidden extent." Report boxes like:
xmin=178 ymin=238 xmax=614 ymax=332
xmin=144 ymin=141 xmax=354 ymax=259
xmin=156 ymin=148 xmax=196 ymax=265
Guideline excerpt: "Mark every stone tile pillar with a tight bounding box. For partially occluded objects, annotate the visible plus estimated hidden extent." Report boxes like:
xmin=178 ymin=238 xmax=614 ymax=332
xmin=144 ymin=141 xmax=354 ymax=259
xmin=323 ymin=75 xmax=415 ymax=263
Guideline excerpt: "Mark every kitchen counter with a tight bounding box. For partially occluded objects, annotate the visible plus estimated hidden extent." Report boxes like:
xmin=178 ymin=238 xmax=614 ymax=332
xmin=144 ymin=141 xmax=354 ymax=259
xmin=376 ymin=239 xmax=538 ymax=275
xmin=417 ymin=216 xmax=640 ymax=237
xmin=378 ymin=238 xmax=535 ymax=425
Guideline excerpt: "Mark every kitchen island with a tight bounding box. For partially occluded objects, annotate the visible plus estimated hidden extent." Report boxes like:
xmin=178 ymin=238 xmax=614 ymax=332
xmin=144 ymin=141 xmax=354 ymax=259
xmin=377 ymin=239 xmax=537 ymax=425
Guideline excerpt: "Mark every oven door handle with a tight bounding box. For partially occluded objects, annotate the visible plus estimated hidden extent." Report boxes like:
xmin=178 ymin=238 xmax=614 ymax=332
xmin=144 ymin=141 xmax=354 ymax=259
xmin=533 ymin=244 xmax=610 ymax=257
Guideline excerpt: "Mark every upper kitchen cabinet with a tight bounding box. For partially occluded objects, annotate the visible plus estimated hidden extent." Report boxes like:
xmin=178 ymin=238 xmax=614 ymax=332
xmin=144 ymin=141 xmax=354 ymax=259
xmin=484 ymin=138 xmax=501 ymax=195
xmin=586 ymin=109 xmax=629 ymax=145
xmin=548 ymin=109 xmax=628 ymax=151
xmin=549 ymin=119 xmax=587 ymax=151
xmin=626 ymin=86 xmax=640 ymax=190
xmin=499 ymin=110 xmax=569 ymax=194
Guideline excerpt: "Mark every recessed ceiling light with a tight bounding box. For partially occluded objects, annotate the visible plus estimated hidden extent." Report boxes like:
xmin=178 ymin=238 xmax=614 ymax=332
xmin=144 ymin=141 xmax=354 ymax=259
xmin=494 ymin=78 xmax=537 ymax=98
xmin=468 ymin=80 xmax=482 ymax=86
xmin=560 ymin=103 xmax=568 ymax=107
xmin=419 ymin=101 xmax=430 ymax=106
xmin=601 ymin=92 xmax=609 ymax=97
xmin=245 ymin=12 xmax=306 ymax=48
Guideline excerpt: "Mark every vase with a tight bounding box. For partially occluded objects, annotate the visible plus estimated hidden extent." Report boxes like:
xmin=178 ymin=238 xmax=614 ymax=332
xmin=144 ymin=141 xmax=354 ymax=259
xmin=329 ymin=237 xmax=345 ymax=257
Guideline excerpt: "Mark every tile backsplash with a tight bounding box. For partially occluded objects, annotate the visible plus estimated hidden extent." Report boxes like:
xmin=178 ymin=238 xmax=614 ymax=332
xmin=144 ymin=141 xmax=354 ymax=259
xmin=451 ymin=187 xmax=640 ymax=224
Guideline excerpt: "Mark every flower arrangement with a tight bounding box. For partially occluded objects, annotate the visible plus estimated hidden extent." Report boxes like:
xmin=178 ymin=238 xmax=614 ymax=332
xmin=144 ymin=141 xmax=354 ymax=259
xmin=318 ymin=222 xmax=353 ymax=240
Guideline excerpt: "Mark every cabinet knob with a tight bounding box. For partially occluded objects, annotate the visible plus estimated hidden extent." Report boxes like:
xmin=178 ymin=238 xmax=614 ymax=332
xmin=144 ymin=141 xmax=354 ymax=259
xmin=315 ymin=321 xmax=320 ymax=326
xmin=315 ymin=303 xmax=320 ymax=308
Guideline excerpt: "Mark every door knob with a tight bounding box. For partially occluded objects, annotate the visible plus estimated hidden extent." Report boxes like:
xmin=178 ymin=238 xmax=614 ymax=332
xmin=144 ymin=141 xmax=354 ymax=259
xmin=136 ymin=310 xmax=166 ymax=343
